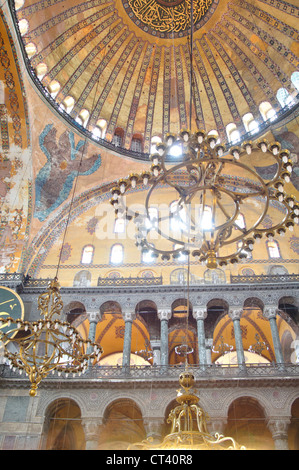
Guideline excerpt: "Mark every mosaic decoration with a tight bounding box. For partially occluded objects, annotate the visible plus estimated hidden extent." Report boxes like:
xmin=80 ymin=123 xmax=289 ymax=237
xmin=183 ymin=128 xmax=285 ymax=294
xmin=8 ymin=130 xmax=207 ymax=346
xmin=289 ymin=236 xmax=299 ymax=255
xmin=34 ymin=124 xmax=102 ymax=222
xmin=86 ymin=216 xmax=99 ymax=235
xmin=59 ymin=243 xmax=72 ymax=263
xmin=123 ymin=0 xmax=216 ymax=38
xmin=272 ymin=126 xmax=299 ymax=191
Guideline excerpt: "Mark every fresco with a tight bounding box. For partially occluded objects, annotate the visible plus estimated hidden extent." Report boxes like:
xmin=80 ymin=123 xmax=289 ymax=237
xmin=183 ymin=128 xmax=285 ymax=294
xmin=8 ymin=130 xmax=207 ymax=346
xmin=273 ymin=122 xmax=299 ymax=191
xmin=0 ymin=13 xmax=31 ymax=274
xmin=34 ymin=124 xmax=102 ymax=222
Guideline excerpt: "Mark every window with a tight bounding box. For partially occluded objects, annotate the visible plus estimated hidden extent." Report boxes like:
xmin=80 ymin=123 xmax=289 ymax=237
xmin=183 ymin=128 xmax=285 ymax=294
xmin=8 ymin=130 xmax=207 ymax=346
xmin=92 ymin=119 xmax=107 ymax=139
xmin=60 ymin=96 xmax=75 ymax=113
xmin=259 ymin=102 xmax=277 ymax=122
xmin=47 ymin=80 xmax=61 ymax=98
xmin=267 ymin=240 xmax=281 ymax=259
xmin=291 ymin=71 xmax=299 ymax=92
xmin=81 ymin=245 xmax=94 ymax=264
xmin=226 ymin=123 xmax=240 ymax=143
xmin=150 ymin=135 xmax=162 ymax=154
xmin=110 ymin=244 xmax=124 ymax=264
xmin=76 ymin=109 xmax=89 ymax=127
xmin=170 ymin=201 xmax=185 ymax=232
xmin=131 ymin=135 xmax=143 ymax=152
xmin=243 ymin=113 xmax=259 ymax=134
xmin=142 ymin=248 xmax=155 ymax=264
xmin=174 ymin=244 xmax=188 ymax=262
xmin=112 ymin=128 xmax=124 ymax=147
xmin=35 ymin=63 xmax=48 ymax=79
xmin=276 ymin=88 xmax=295 ymax=108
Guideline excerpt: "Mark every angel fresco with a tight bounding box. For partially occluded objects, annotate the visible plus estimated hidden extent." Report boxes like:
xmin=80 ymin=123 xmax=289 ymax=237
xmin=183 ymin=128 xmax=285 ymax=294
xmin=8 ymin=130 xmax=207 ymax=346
xmin=34 ymin=124 xmax=102 ymax=221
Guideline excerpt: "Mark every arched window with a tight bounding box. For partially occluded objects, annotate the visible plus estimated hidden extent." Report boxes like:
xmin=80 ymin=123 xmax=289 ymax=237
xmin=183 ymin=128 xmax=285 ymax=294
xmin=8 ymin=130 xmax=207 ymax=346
xmin=266 ymin=240 xmax=281 ymax=259
xmin=150 ymin=135 xmax=162 ymax=154
xmin=291 ymin=71 xmax=299 ymax=92
xmin=131 ymin=135 xmax=143 ymax=152
xmin=60 ymin=96 xmax=75 ymax=113
xmin=142 ymin=247 xmax=155 ymax=263
xmin=81 ymin=245 xmax=94 ymax=264
xmin=112 ymin=128 xmax=124 ymax=147
xmin=110 ymin=244 xmax=124 ymax=264
xmin=25 ymin=42 xmax=37 ymax=58
xmin=19 ymin=19 xmax=29 ymax=35
xmin=35 ymin=63 xmax=48 ymax=79
xmin=259 ymin=102 xmax=277 ymax=122
xmin=277 ymin=88 xmax=295 ymax=108
xmin=242 ymin=113 xmax=259 ymax=134
xmin=75 ymin=109 xmax=89 ymax=128
xmin=226 ymin=123 xmax=240 ymax=143
xmin=47 ymin=80 xmax=61 ymax=98
xmin=92 ymin=119 xmax=107 ymax=139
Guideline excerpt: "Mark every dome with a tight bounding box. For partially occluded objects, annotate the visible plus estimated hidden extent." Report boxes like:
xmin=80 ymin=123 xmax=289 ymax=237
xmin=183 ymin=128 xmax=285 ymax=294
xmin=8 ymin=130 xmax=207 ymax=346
xmin=13 ymin=0 xmax=299 ymax=157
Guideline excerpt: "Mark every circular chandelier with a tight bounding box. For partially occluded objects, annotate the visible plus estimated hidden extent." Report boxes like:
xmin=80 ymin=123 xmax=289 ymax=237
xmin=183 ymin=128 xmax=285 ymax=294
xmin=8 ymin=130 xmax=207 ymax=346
xmin=111 ymin=130 xmax=298 ymax=269
xmin=0 ymin=278 xmax=103 ymax=396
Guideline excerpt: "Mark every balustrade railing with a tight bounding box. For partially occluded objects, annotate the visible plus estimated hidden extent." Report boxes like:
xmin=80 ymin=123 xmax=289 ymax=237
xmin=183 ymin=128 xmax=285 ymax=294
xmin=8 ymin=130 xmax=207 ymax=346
xmin=1 ymin=363 xmax=299 ymax=383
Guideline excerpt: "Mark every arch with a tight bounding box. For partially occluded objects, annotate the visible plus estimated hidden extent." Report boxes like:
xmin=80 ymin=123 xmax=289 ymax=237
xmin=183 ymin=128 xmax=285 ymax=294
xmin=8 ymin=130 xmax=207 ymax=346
xmin=100 ymin=398 xmax=146 ymax=449
xmin=131 ymin=134 xmax=143 ymax=152
xmin=35 ymin=63 xmax=48 ymax=79
xmin=47 ymin=80 xmax=61 ymax=98
xmin=81 ymin=244 xmax=94 ymax=264
xmin=25 ymin=42 xmax=37 ymax=58
xmin=42 ymin=398 xmax=85 ymax=450
xmin=19 ymin=18 xmax=29 ymax=35
xmin=73 ymin=270 xmax=91 ymax=287
xmin=266 ymin=239 xmax=281 ymax=258
xmin=75 ymin=109 xmax=90 ymax=127
xmin=112 ymin=127 xmax=124 ymax=147
xmin=226 ymin=123 xmax=240 ymax=143
xmin=289 ymin=398 xmax=299 ymax=450
xmin=225 ymin=397 xmax=273 ymax=450
xmin=276 ymin=87 xmax=295 ymax=108
xmin=92 ymin=118 xmax=107 ymax=139
xmin=259 ymin=101 xmax=277 ymax=121
xmin=242 ymin=113 xmax=259 ymax=134
xmin=60 ymin=96 xmax=75 ymax=113
xmin=110 ymin=243 xmax=124 ymax=265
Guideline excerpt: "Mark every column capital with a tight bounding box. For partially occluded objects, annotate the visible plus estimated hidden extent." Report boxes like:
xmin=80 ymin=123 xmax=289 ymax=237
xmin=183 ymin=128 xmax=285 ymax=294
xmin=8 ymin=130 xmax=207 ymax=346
xmin=263 ymin=306 xmax=279 ymax=320
xmin=157 ymin=309 xmax=172 ymax=321
xmin=193 ymin=308 xmax=207 ymax=320
xmin=86 ymin=310 xmax=101 ymax=323
xmin=228 ymin=308 xmax=243 ymax=321
xmin=122 ymin=311 xmax=136 ymax=322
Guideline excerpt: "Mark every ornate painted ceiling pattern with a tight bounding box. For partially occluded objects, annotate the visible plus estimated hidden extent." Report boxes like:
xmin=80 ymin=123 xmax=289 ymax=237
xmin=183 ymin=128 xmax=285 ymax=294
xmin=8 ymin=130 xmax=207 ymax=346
xmin=13 ymin=0 xmax=299 ymax=153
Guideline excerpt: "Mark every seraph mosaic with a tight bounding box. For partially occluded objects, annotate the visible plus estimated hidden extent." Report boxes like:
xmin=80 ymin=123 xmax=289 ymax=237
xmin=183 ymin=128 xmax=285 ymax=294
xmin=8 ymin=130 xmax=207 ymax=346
xmin=34 ymin=124 xmax=102 ymax=221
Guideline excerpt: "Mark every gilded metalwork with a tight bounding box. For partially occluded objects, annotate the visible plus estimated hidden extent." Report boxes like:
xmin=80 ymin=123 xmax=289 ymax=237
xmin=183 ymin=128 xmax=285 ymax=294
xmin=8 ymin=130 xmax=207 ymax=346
xmin=126 ymin=0 xmax=213 ymax=34
xmin=0 ymin=278 xmax=103 ymax=396
xmin=112 ymin=130 xmax=298 ymax=269
xmin=128 ymin=370 xmax=246 ymax=450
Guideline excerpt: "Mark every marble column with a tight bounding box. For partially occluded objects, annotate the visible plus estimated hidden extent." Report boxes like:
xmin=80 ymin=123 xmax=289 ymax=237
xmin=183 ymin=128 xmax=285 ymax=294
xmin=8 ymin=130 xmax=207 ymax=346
xmin=86 ymin=311 xmax=101 ymax=355
xmin=157 ymin=309 xmax=172 ymax=368
xmin=205 ymin=338 xmax=213 ymax=364
xmin=193 ymin=308 xmax=207 ymax=366
xmin=82 ymin=417 xmax=103 ymax=450
xmin=267 ymin=418 xmax=290 ymax=450
xmin=122 ymin=311 xmax=136 ymax=368
xmin=263 ymin=306 xmax=284 ymax=365
xmin=229 ymin=308 xmax=246 ymax=368
xmin=151 ymin=339 xmax=161 ymax=365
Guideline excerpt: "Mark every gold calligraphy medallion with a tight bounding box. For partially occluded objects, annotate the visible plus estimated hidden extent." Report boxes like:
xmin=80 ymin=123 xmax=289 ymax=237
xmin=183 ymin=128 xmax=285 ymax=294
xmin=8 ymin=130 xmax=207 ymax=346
xmin=125 ymin=0 xmax=214 ymax=37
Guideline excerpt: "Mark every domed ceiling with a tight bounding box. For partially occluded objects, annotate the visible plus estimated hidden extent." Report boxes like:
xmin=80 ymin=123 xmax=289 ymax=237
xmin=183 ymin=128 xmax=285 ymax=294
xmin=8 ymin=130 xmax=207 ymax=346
xmin=13 ymin=0 xmax=299 ymax=155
